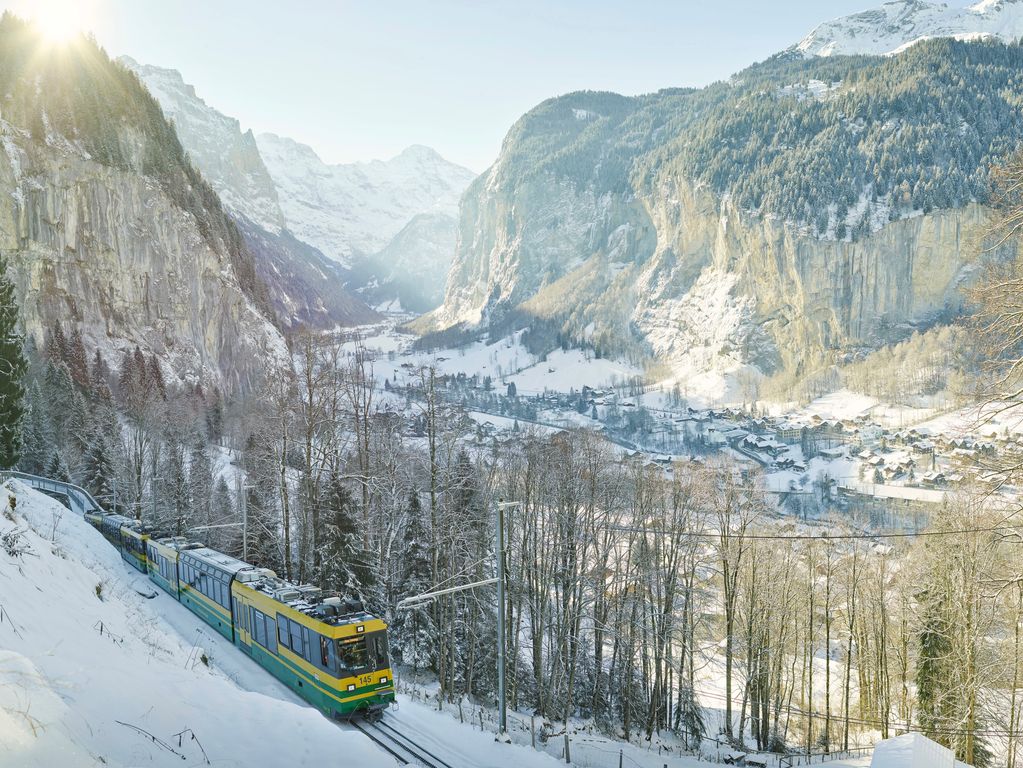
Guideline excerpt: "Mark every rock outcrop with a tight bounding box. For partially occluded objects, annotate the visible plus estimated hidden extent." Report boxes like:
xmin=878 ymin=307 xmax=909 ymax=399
xmin=0 ymin=124 xmax=286 ymax=390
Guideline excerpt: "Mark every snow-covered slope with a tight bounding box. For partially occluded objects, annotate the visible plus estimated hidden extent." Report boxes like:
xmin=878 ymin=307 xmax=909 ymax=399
xmin=794 ymin=0 xmax=1023 ymax=57
xmin=256 ymin=134 xmax=476 ymax=265
xmin=0 ymin=480 xmax=387 ymax=767
xmin=120 ymin=57 xmax=285 ymax=233
xmin=0 ymin=481 xmax=572 ymax=768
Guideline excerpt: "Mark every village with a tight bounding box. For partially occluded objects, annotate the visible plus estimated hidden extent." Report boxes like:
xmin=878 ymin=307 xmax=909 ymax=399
xmin=384 ymin=363 xmax=1018 ymax=532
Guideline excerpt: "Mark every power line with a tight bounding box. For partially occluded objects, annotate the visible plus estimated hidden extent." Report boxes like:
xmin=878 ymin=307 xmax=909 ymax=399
xmin=600 ymin=520 xmax=1022 ymax=542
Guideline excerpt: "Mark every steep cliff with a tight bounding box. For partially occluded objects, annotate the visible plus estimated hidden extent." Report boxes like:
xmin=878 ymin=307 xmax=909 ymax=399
xmin=120 ymin=56 xmax=378 ymax=329
xmin=0 ymin=17 xmax=286 ymax=390
xmin=423 ymin=39 xmax=1022 ymax=378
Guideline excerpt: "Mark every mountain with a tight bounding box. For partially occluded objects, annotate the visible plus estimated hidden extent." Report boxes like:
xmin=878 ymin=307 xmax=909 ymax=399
xmin=0 ymin=17 xmax=285 ymax=390
xmin=793 ymin=0 xmax=1023 ymax=57
xmin=119 ymin=57 xmax=377 ymax=328
xmin=255 ymin=134 xmax=476 ymax=266
xmin=420 ymin=39 xmax=1023 ymax=381
xmin=118 ymin=56 xmax=284 ymax=232
xmin=350 ymin=212 xmax=459 ymax=313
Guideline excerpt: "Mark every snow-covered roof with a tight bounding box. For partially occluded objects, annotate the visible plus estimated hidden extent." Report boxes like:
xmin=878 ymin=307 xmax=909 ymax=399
xmin=870 ymin=731 xmax=971 ymax=768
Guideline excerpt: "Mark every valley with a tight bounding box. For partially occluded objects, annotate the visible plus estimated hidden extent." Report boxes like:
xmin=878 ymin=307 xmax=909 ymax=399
xmin=5 ymin=2 xmax=1023 ymax=767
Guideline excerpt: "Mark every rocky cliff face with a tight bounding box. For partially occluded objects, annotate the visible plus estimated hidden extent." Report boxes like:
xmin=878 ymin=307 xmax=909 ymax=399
xmin=0 ymin=20 xmax=286 ymax=390
xmin=0 ymin=123 xmax=286 ymax=390
xmin=425 ymin=164 xmax=990 ymax=378
xmin=424 ymin=40 xmax=1022 ymax=379
xmin=120 ymin=56 xmax=285 ymax=233
xmin=120 ymin=57 xmax=377 ymax=328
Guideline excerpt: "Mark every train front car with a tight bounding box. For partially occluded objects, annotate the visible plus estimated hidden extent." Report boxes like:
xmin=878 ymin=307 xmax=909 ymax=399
xmin=232 ymin=570 xmax=395 ymax=719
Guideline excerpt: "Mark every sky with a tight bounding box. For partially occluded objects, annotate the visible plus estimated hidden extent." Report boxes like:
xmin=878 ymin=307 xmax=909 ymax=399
xmin=3 ymin=0 xmax=980 ymax=172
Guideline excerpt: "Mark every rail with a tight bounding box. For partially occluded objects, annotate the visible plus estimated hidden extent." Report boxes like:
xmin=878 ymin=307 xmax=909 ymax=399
xmin=0 ymin=470 xmax=106 ymax=516
xmin=350 ymin=718 xmax=457 ymax=768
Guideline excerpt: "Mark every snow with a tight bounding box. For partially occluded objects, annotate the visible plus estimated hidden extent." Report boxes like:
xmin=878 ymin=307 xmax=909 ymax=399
xmin=365 ymin=327 xmax=643 ymax=395
xmin=0 ymin=480 xmax=387 ymax=767
xmin=636 ymin=267 xmax=768 ymax=406
xmin=869 ymin=731 xmax=971 ymax=768
xmin=256 ymin=135 xmax=476 ymax=266
xmin=0 ymin=481 xmax=569 ymax=768
xmin=793 ymin=0 xmax=1023 ymax=58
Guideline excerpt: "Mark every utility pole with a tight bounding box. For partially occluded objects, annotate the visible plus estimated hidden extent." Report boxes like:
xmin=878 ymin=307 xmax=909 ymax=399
xmin=237 ymin=475 xmax=249 ymax=560
xmin=395 ymin=499 xmax=519 ymax=742
xmin=495 ymin=500 xmax=520 ymax=741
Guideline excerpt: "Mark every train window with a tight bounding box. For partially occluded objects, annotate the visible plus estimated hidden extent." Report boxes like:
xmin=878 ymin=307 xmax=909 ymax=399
xmin=252 ymin=609 xmax=267 ymax=647
xmin=319 ymin=635 xmax=330 ymax=670
xmin=372 ymin=633 xmax=390 ymax=670
xmin=290 ymin=620 xmax=303 ymax=657
xmin=277 ymin=615 xmax=290 ymax=648
xmin=337 ymin=637 xmax=370 ymax=674
xmin=301 ymin=626 xmax=311 ymax=662
xmin=266 ymin=615 xmax=277 ymax=653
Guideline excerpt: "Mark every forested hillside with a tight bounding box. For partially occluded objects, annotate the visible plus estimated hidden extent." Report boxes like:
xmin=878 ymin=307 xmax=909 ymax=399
xmin=429 ymin=38 xmax=1023 ymax=378
xmin=501 ymin=39 xmax=1023 ymax=238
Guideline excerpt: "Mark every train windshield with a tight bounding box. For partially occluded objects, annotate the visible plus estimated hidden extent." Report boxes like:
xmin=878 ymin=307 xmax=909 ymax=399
xmin=336 ymin=631 xmax=390 ymax=675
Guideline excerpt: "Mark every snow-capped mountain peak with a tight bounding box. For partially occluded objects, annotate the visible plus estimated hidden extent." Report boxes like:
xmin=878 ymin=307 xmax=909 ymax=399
xmin=255 ymin=133 xmax=476 ymax=265
xmin=119 ymin=56 xmax=285 ymax=233
xmin=793 ymin=0 xmax=1023 ymax=57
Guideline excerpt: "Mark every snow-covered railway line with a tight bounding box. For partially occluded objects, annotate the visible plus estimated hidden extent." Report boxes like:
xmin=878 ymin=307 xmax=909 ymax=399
xmin=350 ymin=718 xmax=458 ymax=767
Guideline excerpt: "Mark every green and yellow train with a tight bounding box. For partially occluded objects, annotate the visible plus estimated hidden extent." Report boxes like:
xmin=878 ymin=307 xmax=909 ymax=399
xmin=84 ymin=512 xmax=395 ymax=718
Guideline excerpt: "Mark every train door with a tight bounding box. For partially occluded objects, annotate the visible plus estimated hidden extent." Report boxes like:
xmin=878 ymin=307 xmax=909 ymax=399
xmin=234 ymin=593 xmax=252 ymax=653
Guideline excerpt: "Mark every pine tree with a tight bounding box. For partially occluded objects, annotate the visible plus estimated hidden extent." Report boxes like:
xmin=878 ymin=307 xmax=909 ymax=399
xmin=45 ymin=321 xmax=67 ymax=363
xmin=157 ymin=438 xmax=189 ymax=535
xmin=66 ymin=327 xmax=89 ymax=389
xmin=319 ymin=471 xmax=378 ymax=608
xmin=90 ymin=348 xmax=108 ymax=389
xmin=18 ymin=382 xmax=51 ymax=475
xmin=188 ymin=437 xmax=214 ymax=530
xmin=43 ymin=360 xmax=75 ymax=449
xmin=0 ymin=255 xmax=26 ymax=468
xmin=83 ymin=433 xmax=114 ymax=507
xmin=390 ymin=491 xmax=438 ymax=671
xmin=46 ymin=449 xmax=70 ymax=482
xmin=209 ymin=477 xmax=236 ymax=553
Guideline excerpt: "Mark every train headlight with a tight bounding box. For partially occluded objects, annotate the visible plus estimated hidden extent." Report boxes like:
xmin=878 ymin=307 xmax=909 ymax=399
xmin=347 ymin=684 xmax=356 ymax=692
xmin=380 ymin=676 xmax=388 ymax=684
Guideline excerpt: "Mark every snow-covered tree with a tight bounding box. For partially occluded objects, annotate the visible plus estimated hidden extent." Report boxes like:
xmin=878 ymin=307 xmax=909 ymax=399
xmin=390 ymin=491 xmax=437 ymax=671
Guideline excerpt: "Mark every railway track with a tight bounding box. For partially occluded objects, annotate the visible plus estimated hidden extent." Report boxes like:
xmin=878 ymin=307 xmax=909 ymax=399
xmin=350 ymin=718 xmax=457 ymax=767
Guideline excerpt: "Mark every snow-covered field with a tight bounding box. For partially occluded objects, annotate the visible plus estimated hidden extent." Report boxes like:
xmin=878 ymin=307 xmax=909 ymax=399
xmin=353 ymin=326 xmax=643 ymax=395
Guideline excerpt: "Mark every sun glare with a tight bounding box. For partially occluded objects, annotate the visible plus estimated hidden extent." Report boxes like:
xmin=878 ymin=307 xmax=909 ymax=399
xmin=27 ymin=0 xmax=95 ymax=44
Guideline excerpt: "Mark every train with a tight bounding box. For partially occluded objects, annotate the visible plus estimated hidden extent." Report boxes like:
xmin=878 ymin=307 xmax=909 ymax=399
xmin=83 ymin=509 xmax=396 ymax=718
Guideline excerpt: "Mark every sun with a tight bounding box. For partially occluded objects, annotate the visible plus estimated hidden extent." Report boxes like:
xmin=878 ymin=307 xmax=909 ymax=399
xmin=27 ymin=0 xmax=95 ymax=44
